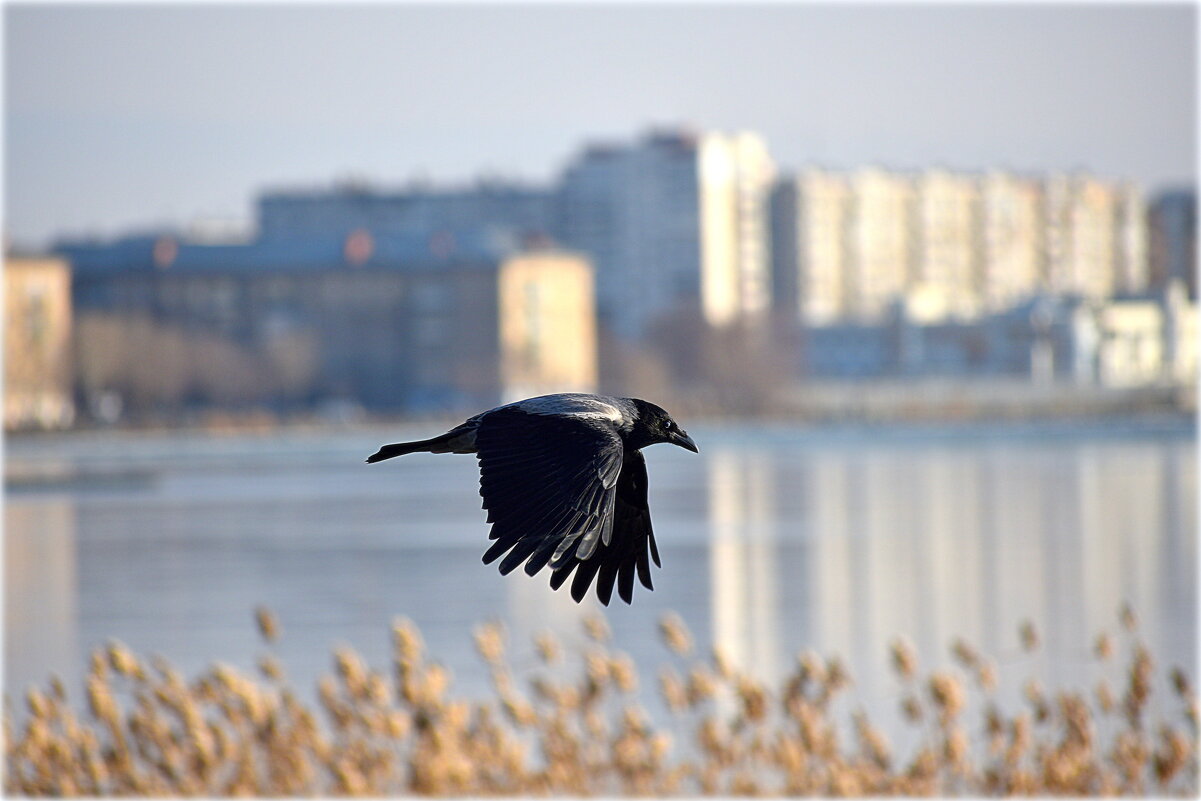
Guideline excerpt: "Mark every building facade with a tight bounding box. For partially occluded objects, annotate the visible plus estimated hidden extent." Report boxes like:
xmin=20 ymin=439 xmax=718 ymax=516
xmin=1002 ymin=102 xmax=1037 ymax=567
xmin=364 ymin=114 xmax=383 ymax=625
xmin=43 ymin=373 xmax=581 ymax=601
xmin=555 ymin=132 xmax=702 ymax=338
xmin=61 ymin=233 xmax=597 ymax=416
xmin=697 ymin=132 xmax=776 ymax=327
xmin=773 ymin=167 xmax=1151 ymax=327
xmin=1148 ymin=189 xmax=1197 ymax=298
xmin=848 ymin=168 xmax=917 ymax=320
xmin=771 ymin=169 xmax=851 ymax=325
xmin=4 ymin=255 xmax=75 ymax=430
xmin=257 ymin=181 xmax=556 ymax=243
xmin=1045 ymin=174 xmax=1119 ymax=300
xmin=555 ymin=129 xmax=774 ymax=337
xmin=980 ymin=172 xmax=1044 ymax=311
xmin=914 ymin=169 xmax=981 ymax=318
xmin=799 ymin=290 xmax=1195 ymax=388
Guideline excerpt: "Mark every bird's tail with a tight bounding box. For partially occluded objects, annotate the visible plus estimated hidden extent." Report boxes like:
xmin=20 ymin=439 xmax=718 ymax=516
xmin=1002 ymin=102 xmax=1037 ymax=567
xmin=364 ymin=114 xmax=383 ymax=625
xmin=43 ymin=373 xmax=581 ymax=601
xmin=365 ymin=438 xmax=443 ymax=463
xmin=367 ymin=423 xmax=478 ymax=463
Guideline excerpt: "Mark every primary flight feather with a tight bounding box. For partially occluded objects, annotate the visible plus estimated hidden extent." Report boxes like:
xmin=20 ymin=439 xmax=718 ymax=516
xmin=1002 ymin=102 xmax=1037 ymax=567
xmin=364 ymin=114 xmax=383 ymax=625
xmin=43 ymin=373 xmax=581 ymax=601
xmin=366 ymin=393 xmax=698 ymax=605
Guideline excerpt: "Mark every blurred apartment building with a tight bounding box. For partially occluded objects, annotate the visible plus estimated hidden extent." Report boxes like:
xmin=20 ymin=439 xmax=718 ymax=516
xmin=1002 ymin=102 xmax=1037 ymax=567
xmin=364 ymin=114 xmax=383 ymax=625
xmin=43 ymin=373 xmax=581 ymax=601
xmin=257 ymin=180 xmax=555 ymax=243
xmin=800 ymin=284 xmax=1196 ymax=388
xmin=33 ymin=127 xmax=1197 ymax=422
xmin=59 ymin=230 xmax=595 ymax=415
xmin=772 ymin=168 xmax=1155 ymax=325
xmin=241 ymin=129 xmax=775 ymax=341
xmin=556 ymin=129 xmax=775 ymax=336
xmin=1149 ymin=189 xmax=1197 ymax=297
xmin=4 ymin=255 xmax=75 ymax=429
xmin=980 ymin=171 xmax=1044 ymax=311
xmin=772 ymin=168 xmax=1195 ymax=385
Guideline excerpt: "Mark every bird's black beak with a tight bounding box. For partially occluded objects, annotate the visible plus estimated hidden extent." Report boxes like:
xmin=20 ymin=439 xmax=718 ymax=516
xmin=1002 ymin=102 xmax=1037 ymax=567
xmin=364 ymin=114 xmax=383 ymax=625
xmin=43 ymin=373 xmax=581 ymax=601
xmin=671 ymin=430 xmax=699 ymax=453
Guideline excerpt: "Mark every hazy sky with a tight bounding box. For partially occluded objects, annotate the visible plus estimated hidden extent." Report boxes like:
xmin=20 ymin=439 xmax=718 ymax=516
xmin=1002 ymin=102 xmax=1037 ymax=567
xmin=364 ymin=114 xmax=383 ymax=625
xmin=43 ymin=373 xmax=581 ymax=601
xmin=5 ymin=3 xmax=1197 ymax=247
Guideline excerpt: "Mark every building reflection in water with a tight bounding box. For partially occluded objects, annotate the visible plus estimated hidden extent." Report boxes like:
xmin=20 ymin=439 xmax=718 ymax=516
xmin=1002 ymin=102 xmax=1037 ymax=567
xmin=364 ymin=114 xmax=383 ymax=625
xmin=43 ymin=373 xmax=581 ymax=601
xmin=3 ymin=429 xmax=1194 ymax=734
xmin=703 ymin=437 xmax=1196 ymax=715
xmin=708 ymin=449 xmax=782 ymax=685
xmin=5 ymin=498 xmax=78 ymax=693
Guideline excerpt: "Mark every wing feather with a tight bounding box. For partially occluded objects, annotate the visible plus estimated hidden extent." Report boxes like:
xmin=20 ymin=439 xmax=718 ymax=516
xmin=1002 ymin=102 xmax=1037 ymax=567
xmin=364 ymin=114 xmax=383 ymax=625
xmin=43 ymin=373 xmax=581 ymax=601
xmin=548 ymin=450 xmax=661 ymax=606
xmin=475 ymin=405 xmax=663 ymax=606
xmin=476 ymin=406 xmax=623 ymax=579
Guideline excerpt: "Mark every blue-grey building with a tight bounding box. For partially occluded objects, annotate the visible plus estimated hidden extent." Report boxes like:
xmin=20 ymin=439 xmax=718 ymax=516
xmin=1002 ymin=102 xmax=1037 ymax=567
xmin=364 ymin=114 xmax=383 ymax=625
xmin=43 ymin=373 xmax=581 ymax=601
xmin=56 ymin=227 xmax=597 ymax=416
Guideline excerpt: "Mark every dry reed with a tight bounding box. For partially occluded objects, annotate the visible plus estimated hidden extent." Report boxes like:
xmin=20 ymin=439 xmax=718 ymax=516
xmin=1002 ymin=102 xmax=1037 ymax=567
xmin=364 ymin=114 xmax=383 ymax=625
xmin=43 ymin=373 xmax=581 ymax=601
xmin=5 ymin=607 xmax=1196 ymax=796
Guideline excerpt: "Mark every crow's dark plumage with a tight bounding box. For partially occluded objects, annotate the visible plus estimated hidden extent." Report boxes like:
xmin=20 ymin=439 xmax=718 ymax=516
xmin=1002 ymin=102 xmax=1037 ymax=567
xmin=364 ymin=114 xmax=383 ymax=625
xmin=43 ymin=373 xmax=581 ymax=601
xmin=367 ymin=393 xmax=698 ymax=605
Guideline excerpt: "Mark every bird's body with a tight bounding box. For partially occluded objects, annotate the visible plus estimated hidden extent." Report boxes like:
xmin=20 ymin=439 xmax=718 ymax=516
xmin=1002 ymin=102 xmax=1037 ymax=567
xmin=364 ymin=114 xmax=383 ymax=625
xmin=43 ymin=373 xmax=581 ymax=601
xmin=367 ymin=393 xmax=697 ymax=605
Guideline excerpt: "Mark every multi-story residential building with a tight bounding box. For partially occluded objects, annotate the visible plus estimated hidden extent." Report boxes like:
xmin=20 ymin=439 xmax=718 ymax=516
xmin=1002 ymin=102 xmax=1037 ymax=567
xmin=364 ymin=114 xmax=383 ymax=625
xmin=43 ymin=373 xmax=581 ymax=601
xmin=59 ymin=231 xmax=596 ymax=415
xmin=847 ymin=168 xmax=917 ymax=320
xmin=1045 ymin=174 xmax=1119 ymax=300
xmin=4 ymin=254 xmax=75 ymax=430
xmin=555 ymin=133 xmax=701 ymax=338
xmin=980 ymin=171 xmax=1044 ymax=310
xmin=1162 ymin=278 xmax=1198 ymax=385
xmin=556 ymin=129 xmax=774 ymax=337
xmin=257 ymin=180 xmax=556 ymax=243
xmin=697 ymin=132 xmax=776 ymax=327
xmin=914 ymin=170 xmax=982 ymax=319
xmin=1114 ymin=183 xmax=1149 ymax=294
xmin=774 ymin=167 xmax=1151 ymax=327
xmin=1148 ymin=188 xmax=1197 ymax=297
xmin=771 ymin=169 xmax=851 ymax=325
xmin=798 ymin=289 xmax=1195 ymax=388
xmin=1090 ymin=299 xmax=1164 ymax=388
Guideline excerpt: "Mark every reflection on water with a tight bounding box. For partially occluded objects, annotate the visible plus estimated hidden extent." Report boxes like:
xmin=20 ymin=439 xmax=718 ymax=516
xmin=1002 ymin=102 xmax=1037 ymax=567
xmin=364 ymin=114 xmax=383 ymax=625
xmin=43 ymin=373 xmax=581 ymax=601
xmin=4 ymin=422 xmax=1196 ymax=739
xmin=710 ymin=451 xmax=782 ymax=686
xmin=699 ymin=435 xmax=1197 ymax=723
xmin=5 ymin=503 xmax=79 ymax=682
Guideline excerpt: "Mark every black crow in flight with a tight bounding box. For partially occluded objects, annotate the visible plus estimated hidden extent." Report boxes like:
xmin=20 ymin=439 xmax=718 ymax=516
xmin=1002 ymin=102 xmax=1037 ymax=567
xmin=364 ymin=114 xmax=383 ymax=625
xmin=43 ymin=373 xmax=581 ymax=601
xmin=367 ymin=393 xmax=698 ymax=605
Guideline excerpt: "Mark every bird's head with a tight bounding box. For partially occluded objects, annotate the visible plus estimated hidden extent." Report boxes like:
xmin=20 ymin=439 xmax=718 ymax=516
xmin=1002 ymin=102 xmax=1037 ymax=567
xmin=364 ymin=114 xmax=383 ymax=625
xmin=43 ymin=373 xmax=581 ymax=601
xmin=630 ymin=399 xmax=699 ymax=453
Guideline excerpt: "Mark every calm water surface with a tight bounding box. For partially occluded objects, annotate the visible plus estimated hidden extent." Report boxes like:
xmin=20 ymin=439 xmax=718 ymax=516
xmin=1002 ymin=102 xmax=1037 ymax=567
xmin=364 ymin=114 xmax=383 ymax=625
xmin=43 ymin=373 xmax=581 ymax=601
xmin=5 ymin=419 xmax=1196 ymax=744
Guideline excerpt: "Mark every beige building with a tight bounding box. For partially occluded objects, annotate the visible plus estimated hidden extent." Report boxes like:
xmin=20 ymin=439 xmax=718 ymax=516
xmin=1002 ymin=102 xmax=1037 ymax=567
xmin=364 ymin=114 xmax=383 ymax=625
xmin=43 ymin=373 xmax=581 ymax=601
xmin=774 ymin=167 xmax=1151 ymax=327
xmin=848 ymin=168 xmax=916 ymax=320
xmin=1046 ymin=174 xmax=1119 ymax=299
xmin=1070 ymin=288 xmax=1196 ymax=388
xmin=771 ymin=169 xmax=852 ymax=324
xmin=914 ymin=170 xmax=981 ymax=318
xmin=699 ymin=131 xmax=776 ymax=327
xmin=981 ymin=171 xmax=1044 ymax=310
xmin=5 ymin=255 xmax=74 ymax=430
xmin=1093 ymin=300 xmax=1165 ymax=387
xmin=67 ymin=239 xmax=598 ymax=416
xmin=496 ymin=252 xmax=597 ymax=402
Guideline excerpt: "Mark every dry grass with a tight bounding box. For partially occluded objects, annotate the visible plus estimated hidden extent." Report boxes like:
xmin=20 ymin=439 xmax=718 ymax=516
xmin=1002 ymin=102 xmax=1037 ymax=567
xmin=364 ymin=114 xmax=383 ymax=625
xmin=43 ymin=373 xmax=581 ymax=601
xmin=5 ymin=605 xmax=1196 ymax=796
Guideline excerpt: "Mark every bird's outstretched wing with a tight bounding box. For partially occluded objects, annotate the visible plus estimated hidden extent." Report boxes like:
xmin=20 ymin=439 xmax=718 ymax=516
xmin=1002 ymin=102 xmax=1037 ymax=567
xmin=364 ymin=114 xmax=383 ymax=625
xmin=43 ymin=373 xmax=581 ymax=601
xmin=475 ymin=406 xmax=661 ymax=604
xmin=476 ymin=406 xmax=624 ymax=581
xmin=550 ymin=449 xmax=661 ymax=605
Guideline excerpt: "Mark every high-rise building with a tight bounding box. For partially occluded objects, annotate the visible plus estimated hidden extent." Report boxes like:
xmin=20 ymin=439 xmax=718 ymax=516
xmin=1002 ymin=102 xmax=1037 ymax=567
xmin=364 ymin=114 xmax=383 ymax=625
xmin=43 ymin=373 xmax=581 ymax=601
xmin=981 ymin=171 xmax=1044 ymax=311
xmin=1114 ymin=183 xmax=1149 ymax=294
xmin=257 ymin=181 xmax=556 ymax=243
xmin=556 ymin=133 xmax=701 ymax=339
xmin=698 ymin=132 xmax=776 ymax=327
xmin=771 ymin=169 xmax=852 ymax=325
xmin=4 ymin=255 xmax=75 ymax=430
xmin=774 ymin=167 xmax=1153 ymax=327
xmin=1045 ymin=174 xmax=1119 ymax=299
xmin=60 ymin=232 xmax=597 ymax=414
xmin=556 ymin=129 xmax=774 ymax=337
xmin=848 ymin=168 xmax=916 ymax=320
xmin=914 ymin=170 xmax=982 ymax=318
xmin=1148 ymin=188 xmax=1197 ymax=297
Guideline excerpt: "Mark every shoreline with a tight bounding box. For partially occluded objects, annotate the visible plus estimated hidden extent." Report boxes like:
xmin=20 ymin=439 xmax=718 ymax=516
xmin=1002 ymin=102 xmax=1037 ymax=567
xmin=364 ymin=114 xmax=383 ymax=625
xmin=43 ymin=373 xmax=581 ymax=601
xmin=5 ymin=378 xmax=1197 ymax=441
